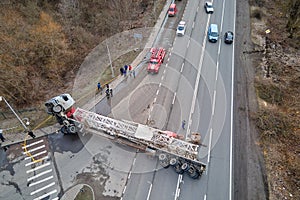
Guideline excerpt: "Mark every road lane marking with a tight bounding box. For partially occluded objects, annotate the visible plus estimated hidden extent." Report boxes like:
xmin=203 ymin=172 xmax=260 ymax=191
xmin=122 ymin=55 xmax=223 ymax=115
xmin=23 ymin=145 xmax=45 ymax=155
xmin=22 ymin=140 xmax=44 ymax=149
xmin=25 ymin=156 xmax=48 ymax=166
xmin=133 ymin=158 xmax=136 ymax=166
xmin=25 ymin=150 xmax=47 ymax=160
xmin=29 ymin=175 xmax=54 ymax=187
xmin=215 ymin=62 xmax=219 ymax=81
xmin=172 ymin=92 xmax=176 ymax=105
xmin=122 ymin=185 xmax=127 ymax=194
xmin=174 ymin=174 xmax=182 ymax=200
xmin=187 ymin=39 xmax=190 ymax=48
xmin=146 ymin=183 xmax=153 ymax=200
xmin=156 ymin=90 xmax=160 ymax=96
xmin=163 ymin=69 xmax=166 ymax=74
xmin=33 ymin=189 xmax=57 ymax=200
xmin=31 ymin=182 xmax=55 ymax=195
xmin=52 ymin=197 xmax=59 ymax=200
xmin=26 ymin=162 xmax=50 ymax=173
xmin=207 ymin=128 xmax=213 ymax=164
xmin=204 ymin=194 xmax=207 ymax=200
xmin=153 ymin=97 xmax=157 ymax=103
xmin=192 ymin=21 xmax=195 ymax=29
xmin=128 ymin=171 xmax=132 ymax=179
xmin=212 ymin=90 xmax=216 ymax=116
xmin=28 ymin=169 xmax=53 ymax=181
xmin=180 ymin=63 xmax=184 ymax=73
xmin=159 ymin=83 xmax=162 ymax=88
xmin=186 ymin=10 xmax=211 ymax=139
xmin=161 ymin=75 xmax=164 ymax=81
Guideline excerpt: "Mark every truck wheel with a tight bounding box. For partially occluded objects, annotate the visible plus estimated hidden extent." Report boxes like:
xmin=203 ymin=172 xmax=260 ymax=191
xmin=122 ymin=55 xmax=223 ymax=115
xmin=68 ymin=125 xmax=77 ymax=134
xmin=63 ymin=120 xmax=70 ymax=127
xmin=170 ymin=158 xmax=178 ymax=166
xmin=188 ymin=166 xmax=200 ymax=179
xmin=53 ymin=105 xmax=62 ymax=113
xmin=181 ymin=163 xmax=189 ymax=171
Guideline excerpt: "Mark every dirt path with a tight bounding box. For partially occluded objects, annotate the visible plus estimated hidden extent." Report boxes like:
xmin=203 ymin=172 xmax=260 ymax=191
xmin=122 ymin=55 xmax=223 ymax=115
xmin=234 ymin=0 xmax=268 ymax=199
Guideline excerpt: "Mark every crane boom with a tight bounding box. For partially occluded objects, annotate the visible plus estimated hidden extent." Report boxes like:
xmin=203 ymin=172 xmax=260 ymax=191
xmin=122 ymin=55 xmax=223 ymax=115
xmin=45 ymin=94 xmax=206 ymax=179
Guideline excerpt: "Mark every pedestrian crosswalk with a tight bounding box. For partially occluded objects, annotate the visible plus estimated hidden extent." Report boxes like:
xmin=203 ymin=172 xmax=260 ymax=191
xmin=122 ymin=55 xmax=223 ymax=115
xmin=23 ymin=139 xmax=58 ymax=200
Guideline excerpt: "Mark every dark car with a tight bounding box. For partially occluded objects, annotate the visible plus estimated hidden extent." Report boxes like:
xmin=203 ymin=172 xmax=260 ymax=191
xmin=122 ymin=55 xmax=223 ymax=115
xmin=224 ymin=31 xmax=234 ymax=44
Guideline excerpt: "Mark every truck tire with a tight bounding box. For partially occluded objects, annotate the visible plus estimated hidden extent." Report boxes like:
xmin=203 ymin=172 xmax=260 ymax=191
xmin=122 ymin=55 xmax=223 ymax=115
xmin=68 ymin=125 xmax=77 ymax=134
xmin=187 ymin=166 xmax=200 ymax=179
xmin=63 ymin=120 xmax=70 ymax=127
xmin=53 ymin=105 xmax=63 ymax=114
xmin=170 ymin=158 xmax=178 ymax=166
xmin=159 ymin=154 xmax=170 ymax=168
xmin=181 ymin=163 xmax=189 ymax=171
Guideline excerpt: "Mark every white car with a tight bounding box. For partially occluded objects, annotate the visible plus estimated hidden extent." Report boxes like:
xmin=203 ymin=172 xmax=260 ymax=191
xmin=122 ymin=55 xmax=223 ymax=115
xmin=204 ymin=2 xmax=214 ymax=14
xmin=176 ymin=21 xmax=186 ymax=36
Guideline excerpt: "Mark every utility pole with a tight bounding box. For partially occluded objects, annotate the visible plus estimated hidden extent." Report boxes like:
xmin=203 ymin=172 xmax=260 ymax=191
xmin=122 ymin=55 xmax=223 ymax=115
xmin=106 ymin=40 xmax=115 ymax=78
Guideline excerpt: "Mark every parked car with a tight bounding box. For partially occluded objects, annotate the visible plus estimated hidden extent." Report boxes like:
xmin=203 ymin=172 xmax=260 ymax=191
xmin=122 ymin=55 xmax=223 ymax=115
xmin=147 ymin=48 xmax=166 ymax=73
xmin=224 ymin=31 xmax=234 ymax=44
xmin=204 ymin=2 xmax=214 ymax=14
xmin=176 ymin=21 xmax=186 ymax=36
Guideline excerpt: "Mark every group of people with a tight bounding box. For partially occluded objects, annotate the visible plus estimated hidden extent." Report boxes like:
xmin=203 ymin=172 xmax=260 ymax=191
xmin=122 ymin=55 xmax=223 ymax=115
xmin=97 ymin=64 xmax=137 ymax=99
xmin=120 ymin=64 xmax=135 ymax=78
xmin=97 ymin=82 xmax=113 ymax=99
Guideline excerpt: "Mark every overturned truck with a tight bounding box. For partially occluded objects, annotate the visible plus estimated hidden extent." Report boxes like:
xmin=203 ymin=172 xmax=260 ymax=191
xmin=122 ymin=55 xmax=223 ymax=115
xmin=45 ymin=94 xmax=206 ymax=179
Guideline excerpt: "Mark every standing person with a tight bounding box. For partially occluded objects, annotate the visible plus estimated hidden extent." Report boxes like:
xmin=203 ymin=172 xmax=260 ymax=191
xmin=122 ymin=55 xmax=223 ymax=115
xmin=0 ymin=129 xmax=5 ymax=142
xmin=120 ymin=67 xmax=124 ymax=76
xmin=124 ymin=65 xmax=128 ymax=76
xmin=105 ymin=88 xmax=110 ymax=99
xmin=97 ymin=82 xmax=102 ymax=92
xmin=28 ymin=131 xmax=36 ymax=139
xmin=181 ymin=120 xmax=186 ymax=129
xmin=106 ymin=83 xmax=109 ymax=89
xmin=128 ymin=65 xmax=132 ymax=76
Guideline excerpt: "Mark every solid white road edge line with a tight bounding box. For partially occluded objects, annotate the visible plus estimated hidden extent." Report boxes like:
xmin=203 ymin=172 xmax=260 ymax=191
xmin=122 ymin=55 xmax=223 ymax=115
xmin=230 ymin=0 xmax=237 ymax=199
xmin=146 ymin=183 xmax=153 ymax=200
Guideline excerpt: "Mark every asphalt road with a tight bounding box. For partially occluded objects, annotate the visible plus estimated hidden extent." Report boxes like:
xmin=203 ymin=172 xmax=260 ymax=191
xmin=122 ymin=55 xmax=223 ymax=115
xmin=0 ymin=0 xmax=237 ymax=199
xmin=104 ymin=0 xmax=236 ymax=199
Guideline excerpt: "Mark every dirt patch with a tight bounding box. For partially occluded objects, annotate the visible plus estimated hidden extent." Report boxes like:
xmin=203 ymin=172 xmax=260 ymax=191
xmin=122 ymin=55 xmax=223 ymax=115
xmin=248 ymin=0 xmax=300 ymax=199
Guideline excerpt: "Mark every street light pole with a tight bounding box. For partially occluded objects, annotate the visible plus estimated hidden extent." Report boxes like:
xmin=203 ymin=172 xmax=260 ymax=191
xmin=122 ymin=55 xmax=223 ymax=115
xmin=106 ymin=40 xmax=115 ymax=78
xmin=0 ymin=96 xmax=29 ymax=131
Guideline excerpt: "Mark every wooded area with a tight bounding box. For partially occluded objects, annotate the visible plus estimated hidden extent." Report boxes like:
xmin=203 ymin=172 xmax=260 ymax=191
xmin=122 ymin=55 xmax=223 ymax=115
xmin=0 ymin=0 xmax=159 ymax=107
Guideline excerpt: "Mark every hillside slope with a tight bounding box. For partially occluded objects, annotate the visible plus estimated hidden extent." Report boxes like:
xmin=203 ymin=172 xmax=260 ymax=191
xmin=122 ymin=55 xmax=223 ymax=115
xmin=0 ymin=0 xmax=161 ymax=107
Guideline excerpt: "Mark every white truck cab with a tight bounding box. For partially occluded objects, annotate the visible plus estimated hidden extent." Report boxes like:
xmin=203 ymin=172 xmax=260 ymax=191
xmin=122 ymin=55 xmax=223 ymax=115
xmin=45 ymin=93 xmax=75 ymax=114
